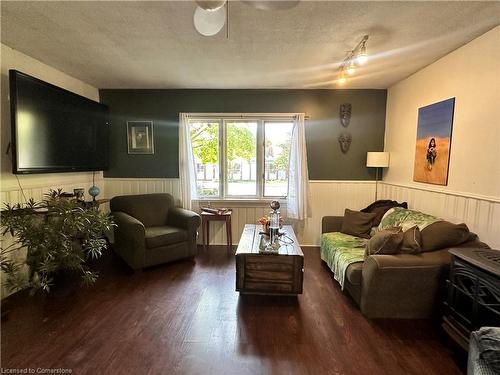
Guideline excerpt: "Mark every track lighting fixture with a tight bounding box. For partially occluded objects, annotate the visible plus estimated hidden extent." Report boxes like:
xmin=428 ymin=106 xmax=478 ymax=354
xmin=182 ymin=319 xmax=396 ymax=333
xmin=356 ymin=41 xmax=368 ymax=65
xmin=346 ymin=60 xmax=356 ymax=75
xmin=338 ymin=72 xmax=347 ymax=85
xmin=337 ymin=35 xmax=369 ymax=85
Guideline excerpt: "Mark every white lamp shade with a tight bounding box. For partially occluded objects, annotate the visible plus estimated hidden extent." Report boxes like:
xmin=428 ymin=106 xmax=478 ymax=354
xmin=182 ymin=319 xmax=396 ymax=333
xmin=366 ymin=152 xmax=390 ymax=168
xmin=193 ymin=6 xmax=226 ymax=36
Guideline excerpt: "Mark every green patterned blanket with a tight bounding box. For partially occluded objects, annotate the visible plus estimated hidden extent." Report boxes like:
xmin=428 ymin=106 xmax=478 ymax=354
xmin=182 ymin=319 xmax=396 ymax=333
xmin=379 ymin=207 xmax=441 ymax=232
xmin=320 ymin=232 xmax=368 ymax=290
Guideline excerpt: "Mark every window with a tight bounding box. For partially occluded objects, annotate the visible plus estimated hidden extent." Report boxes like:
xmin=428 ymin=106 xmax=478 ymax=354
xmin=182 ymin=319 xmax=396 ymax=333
xmin=188 ymin=115 xmax=295 ymax=199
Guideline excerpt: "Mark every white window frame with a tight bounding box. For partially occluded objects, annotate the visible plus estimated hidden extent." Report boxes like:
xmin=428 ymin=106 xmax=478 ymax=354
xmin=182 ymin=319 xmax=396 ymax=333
xmin=187 ymin=113 xmax=299 ymax=201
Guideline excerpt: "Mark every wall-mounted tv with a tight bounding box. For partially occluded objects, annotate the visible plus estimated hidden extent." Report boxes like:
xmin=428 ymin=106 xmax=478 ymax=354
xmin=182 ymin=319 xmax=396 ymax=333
xmin=9 ymin=70 xmax=109 ymax=174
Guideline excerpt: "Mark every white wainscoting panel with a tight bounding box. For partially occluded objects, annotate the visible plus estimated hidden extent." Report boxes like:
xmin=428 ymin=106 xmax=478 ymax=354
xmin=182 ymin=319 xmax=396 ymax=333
xmin=0 ymin=175 xmax=104 ymax=206
xmin=103 ymin=178 xmax=181 ymax=211
xmin=379 ymin=182 xmax=500 ymax=249
xmin=102 ymin=179 xmax=376 ymax=247
xmin=300 ymin=181 xmax=376 ymax=246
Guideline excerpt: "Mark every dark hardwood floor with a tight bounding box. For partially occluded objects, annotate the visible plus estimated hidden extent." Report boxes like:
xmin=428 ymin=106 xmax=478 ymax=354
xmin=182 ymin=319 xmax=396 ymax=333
xmin=1 ymin=246 xmax=465 ymax=375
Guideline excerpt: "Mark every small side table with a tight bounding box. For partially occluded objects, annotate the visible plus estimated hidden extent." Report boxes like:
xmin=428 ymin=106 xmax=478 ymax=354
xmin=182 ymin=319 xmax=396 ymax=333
xmin=201 ymin=210 xmax=233 ymax=254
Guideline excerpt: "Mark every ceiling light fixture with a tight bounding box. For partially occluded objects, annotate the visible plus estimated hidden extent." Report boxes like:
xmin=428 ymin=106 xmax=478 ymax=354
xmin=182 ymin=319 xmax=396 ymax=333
xmin=356 ymin=41 xmax=368 ymax=65
xmin=337 ymin=72 xmax=347 ymax=85
xmin=196 ymin=0 xmax=227 ymax=11
xmin=336 ymin=35 xmax=369 ymax=85
xmin=346 ymin=61 xmax=356 ymax=75
xmin=193 ymin=4 xmax=226 ymax=36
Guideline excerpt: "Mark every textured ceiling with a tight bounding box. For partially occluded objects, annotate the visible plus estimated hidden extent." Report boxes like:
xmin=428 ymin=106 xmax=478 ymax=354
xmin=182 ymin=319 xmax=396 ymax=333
xmin=1 ymin=1 xmax=499 ymax=89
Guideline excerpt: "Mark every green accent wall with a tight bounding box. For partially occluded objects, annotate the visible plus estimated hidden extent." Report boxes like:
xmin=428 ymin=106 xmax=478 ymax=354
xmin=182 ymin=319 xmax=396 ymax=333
xmin=99 ymin=89 xmax=387 ymax=179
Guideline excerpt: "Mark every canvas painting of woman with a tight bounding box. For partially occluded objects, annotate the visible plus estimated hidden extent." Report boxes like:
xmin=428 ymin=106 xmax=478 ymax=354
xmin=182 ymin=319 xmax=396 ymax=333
xmin=413 ymin=98 xmax=455 ymax=185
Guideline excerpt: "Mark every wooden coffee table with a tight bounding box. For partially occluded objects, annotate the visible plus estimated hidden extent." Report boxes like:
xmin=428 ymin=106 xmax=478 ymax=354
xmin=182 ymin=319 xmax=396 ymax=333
xmin=235 ymin=224 xmax=304 ymax=295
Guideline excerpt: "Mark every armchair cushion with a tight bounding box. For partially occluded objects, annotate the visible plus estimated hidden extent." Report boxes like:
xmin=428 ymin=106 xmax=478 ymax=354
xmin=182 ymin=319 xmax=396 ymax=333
xmin=110 ymin=194 xmax=174 ymax=227
xmin=145 ymin=226 xmax=188 ymax=249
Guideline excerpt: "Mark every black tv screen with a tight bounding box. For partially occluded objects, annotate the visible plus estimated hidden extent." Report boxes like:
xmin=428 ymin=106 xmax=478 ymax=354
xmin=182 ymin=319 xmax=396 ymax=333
xmin=9 ymin=70 xmax=109 ymax=174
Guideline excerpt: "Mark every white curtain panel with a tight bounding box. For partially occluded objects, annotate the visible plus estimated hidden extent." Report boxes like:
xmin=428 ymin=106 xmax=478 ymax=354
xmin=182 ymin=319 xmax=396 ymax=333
xmin=178 ymin=113 xmax=198 ymax=210
xmin=287 ymin=114 xmax=312 ymax=220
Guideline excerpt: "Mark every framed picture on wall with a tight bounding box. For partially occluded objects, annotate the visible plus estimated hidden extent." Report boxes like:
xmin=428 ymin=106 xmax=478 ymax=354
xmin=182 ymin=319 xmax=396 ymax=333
xmin=127 ymin=121 xmax=154 ymax=154
xmin=413 ymin=98 xmax=455 ymax=186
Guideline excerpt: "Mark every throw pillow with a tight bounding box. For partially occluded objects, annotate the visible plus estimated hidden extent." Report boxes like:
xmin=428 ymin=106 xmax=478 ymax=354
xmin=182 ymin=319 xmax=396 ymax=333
xmin=400 ymin=226 xmax=422 ymax=254
xmin=420 ymin=221 xmax=472 ymax=252
xmin=365 ymin=227 xmax=403 ymax=257
xmin=341 ymin=209 xmax=377 ymax=239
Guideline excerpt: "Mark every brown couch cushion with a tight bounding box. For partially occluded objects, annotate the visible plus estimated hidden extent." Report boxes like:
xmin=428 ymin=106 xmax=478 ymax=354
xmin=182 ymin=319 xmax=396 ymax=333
xmin=341 ymin=209 xmax=377 ymax=239
xmin=346 ymin=262 xmax=363 ymax=286
xmin=145 ymin=226 xmax=188 ymax=249
xmin=420 ymin=221 xmax=472 ymax=252
xmin=366 ymin=227 xmax=403 ymax=256
xmin=400 ymin=226 xmax=422 ymax=254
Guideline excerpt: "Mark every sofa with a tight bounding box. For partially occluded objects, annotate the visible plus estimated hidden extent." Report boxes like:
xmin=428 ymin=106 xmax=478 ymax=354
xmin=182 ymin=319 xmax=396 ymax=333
xmin=110 ymin=193 xmax=201 ymax=271
xmin=321 ymin=207 xmax=489 ymax=319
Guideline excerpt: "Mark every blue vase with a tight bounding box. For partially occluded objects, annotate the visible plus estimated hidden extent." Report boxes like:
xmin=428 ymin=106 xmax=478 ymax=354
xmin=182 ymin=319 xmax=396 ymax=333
xmin=88 ymin=185 xmax=100 ymax=201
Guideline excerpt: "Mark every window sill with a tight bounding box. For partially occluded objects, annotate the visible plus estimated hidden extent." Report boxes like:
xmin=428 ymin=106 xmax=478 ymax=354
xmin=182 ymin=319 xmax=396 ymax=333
xmin=193 ymin=198 xmax=287 ymax=207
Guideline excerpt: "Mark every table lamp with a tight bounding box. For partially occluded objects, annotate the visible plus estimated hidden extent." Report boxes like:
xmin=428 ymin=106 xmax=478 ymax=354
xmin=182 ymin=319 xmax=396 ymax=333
xmin=366 ymin=152 xmax=390 ymax=201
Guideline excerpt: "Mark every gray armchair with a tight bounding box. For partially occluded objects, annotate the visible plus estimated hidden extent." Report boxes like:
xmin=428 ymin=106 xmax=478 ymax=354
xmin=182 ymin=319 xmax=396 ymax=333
xmin=110 ymin=193 xmax=201 ymax=271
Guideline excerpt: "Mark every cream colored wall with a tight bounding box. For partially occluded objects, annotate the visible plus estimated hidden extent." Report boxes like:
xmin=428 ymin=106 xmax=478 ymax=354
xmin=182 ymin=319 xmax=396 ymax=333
xmin=383 ymin=26 xmax=500 ymax=247
xmin=0 ymin=44 xmax=103 ymax=196
xmin=384 ymin=26 xmax=500 ymax=198
xmin=0 ymin=44 xmax=103 ymax=298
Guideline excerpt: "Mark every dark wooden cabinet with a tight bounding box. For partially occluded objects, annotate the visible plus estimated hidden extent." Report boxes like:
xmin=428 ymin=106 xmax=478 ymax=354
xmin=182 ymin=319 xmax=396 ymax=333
xmin=442 ymin=248 xmax=500 ymax=350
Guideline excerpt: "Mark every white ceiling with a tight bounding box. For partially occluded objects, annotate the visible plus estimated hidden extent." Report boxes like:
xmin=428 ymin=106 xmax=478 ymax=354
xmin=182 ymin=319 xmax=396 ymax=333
xmin=1 ymin=1 xmax=499 ymax=89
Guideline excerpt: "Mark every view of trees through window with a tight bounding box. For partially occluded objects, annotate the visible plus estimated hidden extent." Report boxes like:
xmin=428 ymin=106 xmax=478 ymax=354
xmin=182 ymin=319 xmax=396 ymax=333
xmin=226 ymin=122 xmax=257 ymax=196
xmin=264 ymin=122 xmax=293 ymax=197
xmin=190 ymin=121 xmax=220 ymax=196
xmin=189 ymin=116 xmax=293 ymax=199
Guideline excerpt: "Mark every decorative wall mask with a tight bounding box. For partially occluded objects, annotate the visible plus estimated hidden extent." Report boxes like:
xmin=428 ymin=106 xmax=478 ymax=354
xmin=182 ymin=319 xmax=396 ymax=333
xmin=340 ymin=103 xmax=352 ymax=127
xmin=338 ymin=132 xmax=352 ymax=154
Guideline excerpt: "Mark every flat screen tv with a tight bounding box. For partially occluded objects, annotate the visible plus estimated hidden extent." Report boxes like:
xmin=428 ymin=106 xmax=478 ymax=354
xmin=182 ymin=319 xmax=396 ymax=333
xmin=9 ymin=70 xmax=109 ymax=174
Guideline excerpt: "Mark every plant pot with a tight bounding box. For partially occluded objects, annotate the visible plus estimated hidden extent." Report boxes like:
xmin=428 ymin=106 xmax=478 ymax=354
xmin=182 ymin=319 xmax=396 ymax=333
xmin=47 ymin=270 xmax=81 ymax=298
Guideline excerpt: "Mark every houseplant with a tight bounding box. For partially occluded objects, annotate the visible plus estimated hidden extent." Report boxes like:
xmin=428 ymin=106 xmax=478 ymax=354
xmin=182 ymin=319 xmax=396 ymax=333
xmin=0 ymin=189 xmax=114 ymax=294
